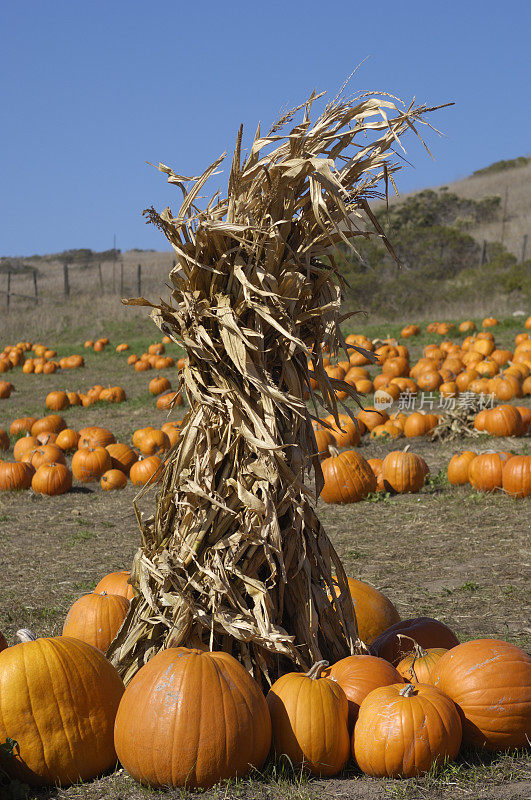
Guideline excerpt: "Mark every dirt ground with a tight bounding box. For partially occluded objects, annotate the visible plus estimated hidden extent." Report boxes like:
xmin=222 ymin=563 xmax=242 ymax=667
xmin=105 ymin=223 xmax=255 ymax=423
xmin=0 ymin=315 xmax=530 ymax=800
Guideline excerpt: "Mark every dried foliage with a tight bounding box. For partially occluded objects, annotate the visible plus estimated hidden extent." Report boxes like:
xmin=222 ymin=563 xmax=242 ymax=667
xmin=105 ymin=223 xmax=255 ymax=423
xmin=429 ymin=397 xmax=486 ymax=441
xmin=109 ymin=88 xmax=442 ymax=685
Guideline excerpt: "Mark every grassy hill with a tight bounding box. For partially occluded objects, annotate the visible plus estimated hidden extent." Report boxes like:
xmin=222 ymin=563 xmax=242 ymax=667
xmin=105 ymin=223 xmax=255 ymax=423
xmin=334 ymin=156 xmax=530 ymax=321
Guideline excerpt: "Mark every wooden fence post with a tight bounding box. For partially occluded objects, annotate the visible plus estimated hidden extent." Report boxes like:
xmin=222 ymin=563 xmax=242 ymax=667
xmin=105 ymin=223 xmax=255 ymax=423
xmin=480 ymin=240 xmax=487 ymax=266
xmin=521 ymin=234 xmax=528 ymax=264
xmin=120 ymin=261 xmax=124 ymax=296
xmin=137 ymin=263 xmax=141 ymax=296
xmin=63 ymin=263 xmax=70 ymax=297
xmin=33 ymin=270 xmax=38 ymax=304
xmin=98 ymin=263 xmax=104 ymax=294
xmin=6 ymin=270 xmax=11 ymax=310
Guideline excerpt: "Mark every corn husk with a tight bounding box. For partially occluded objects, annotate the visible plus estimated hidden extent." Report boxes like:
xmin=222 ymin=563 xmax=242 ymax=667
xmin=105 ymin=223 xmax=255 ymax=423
xmin=108 ymin=88 xmax=442 ymax=685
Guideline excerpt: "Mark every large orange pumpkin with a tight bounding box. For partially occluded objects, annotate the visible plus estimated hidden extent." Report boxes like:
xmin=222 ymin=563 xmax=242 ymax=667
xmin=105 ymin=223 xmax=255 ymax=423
xmin=114 ymin=648 xmax=271 ymax=789
xmin=332 ymin=577 xmax=400 ymax=645
xmin=354 ymin=683 xmax=462 ymax=777
xmin=267 ymin=661 xmax=350 ymax=776
xmin=0 ymin=635 xmax=124 ymax=786
xmin=63 ymin=592 xmax=129 ymax=652
xmin=432 ymin=639 xmax=531 ymax=750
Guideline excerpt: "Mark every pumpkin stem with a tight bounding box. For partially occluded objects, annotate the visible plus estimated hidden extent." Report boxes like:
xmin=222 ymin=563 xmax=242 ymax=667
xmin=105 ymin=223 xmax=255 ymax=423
xmin=399 ymin=683 xmax=417 ymax=698
xmin=17 ymin=628 xmax=37 ymax=642
xmin=305 ymin=660 xmax=329 ymax=679
xmin=397 ymin=634 xmax=427 ymax=683
xmin=328 ymin=445 xmax=340 ymax=458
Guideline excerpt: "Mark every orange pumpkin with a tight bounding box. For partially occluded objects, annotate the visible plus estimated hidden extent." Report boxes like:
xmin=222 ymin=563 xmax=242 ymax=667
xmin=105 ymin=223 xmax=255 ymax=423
xmin=63 ymin=592 xmax=129 ymax=651
xmin=396 ymin=640 xmax=448 ymax=684
xmin=267 ymin=661 xmax=350 ymax=776
xmin=78 ymin=426 xmax=115 ymax=449
xmin=129 ymin=455 xmax=163 ymax=486
xmin=94 ymin=570 xmax=134 ymax=601
xmin=323 ymin=655 xmax=403 ymax=731
xmin=0 ymin=460 xmax=34 ymax=491
xmin=331 ymin=576 xmax=401 ymax=645
xmin=381 ymin=451 xmax=426 ymax=494
xmin=31 ymin=463 xmax=72 ymax=495
xmin=447 ymin=451 xmax=477 ymax=485
xmin=114 ymin=648 xmax=271 ymax=789
xmin=55 ymin=428 xmax=80 ymax=451
xmin=468 ymin=452 xmax=506 ymax=492
xmin=354 ymin=682 xmax=462 ymax=777
xmin=502 ymin=455 xmax=531 ymax=498
xmin=72 ymin=447 xmax=112 ymax=482
xmin=101 ymin=469 xmax=128 ymax=491
xmin=0 ymin=635 xmax=124 ymax=787
xmin=105 ymin=442 xmax=138 ymax=474
xmin=320 ymin=450 xmax=376 ymax=504
xmin=432 ymin=639 xmax=531 ymax=750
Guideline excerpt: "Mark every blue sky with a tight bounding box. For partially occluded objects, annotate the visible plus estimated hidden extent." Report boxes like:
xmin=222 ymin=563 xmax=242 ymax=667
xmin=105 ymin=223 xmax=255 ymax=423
xmin=1 ymin=0 xmax=529 ymax=256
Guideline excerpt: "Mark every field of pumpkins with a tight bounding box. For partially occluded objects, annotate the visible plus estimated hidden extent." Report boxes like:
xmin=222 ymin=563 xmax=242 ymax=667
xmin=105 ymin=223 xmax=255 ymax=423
xmin=0 ymin=314 xmax=530 ymax=798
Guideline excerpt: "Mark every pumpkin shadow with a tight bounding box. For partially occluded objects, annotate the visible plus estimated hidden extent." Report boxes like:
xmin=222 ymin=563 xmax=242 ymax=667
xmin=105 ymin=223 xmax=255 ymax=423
xmin=68 ymin=486 xmax=94 ymax=494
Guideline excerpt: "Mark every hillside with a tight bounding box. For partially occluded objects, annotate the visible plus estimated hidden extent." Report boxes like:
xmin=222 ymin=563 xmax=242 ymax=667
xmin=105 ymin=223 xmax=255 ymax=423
xmin=385 ymin=155 xmax=531 ymax=259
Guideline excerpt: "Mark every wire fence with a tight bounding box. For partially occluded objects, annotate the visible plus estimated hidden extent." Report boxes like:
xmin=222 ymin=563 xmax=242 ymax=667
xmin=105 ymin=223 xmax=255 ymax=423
xmin=1 ymin=257 xmax=176 ymax=310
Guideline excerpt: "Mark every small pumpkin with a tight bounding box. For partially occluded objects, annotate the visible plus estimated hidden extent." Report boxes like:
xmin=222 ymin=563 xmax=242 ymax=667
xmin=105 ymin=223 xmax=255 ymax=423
xmin=45 ymin=390 xmax=70 ymax=411
xmin=31 ymin=462 xmax=72 ymax=495
xmin=354 ymin=682 xmax=462 ymax=777
xmin=94 ymin=570 xmax=134 ymax=601
xmin=129 ymin=455 xmax=163 ymax=486
xmin=320 ymin=449 xmax=376 ymax=504
xmin=72 ymin=447 xmax=112 ymax=482
xmin=105 ymin=442 xmax=138 ymax=474
xmin=267 ymin=661 xmax=350 ymax=776
xmin=55 ymin=428 xmax=80 ymax=451
xmin=395 ymin=637 xmax=448 ymax=684
xmin=101 ymin=469 xmax=127 ymax=491
xmin=447 ymin=451 xmax=477 ymax=485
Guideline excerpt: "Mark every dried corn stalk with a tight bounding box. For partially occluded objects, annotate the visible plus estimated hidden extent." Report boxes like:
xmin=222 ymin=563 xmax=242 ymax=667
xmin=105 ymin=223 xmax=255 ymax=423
xmin=429 ymin=397 xmax=487 ymax=441
xmin=109 ymin=88 xmax=442 ymax=685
